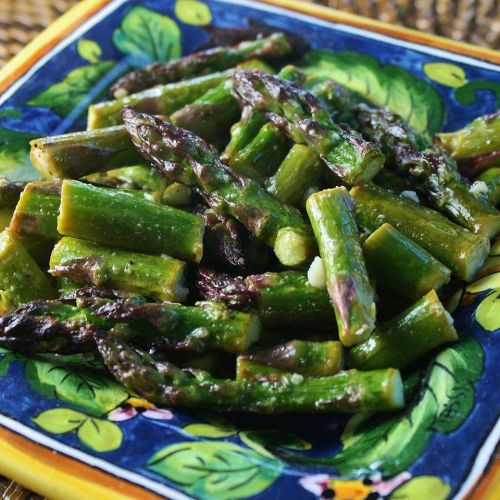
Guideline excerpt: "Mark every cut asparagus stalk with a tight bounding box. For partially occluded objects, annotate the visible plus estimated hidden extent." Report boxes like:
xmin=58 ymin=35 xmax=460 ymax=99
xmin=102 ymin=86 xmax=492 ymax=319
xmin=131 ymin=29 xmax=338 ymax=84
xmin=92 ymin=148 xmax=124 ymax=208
xmin=346 ymin=290 xmax=458 ymax=370
xmin=161 ymin=182 xmax=192 ymax=207
xmin=266 ymin=144 xmax=323 ymax=207
xmin=0 ymin=230 xmax=57 ymax=313
xmin=123 ymin=108 xmax=312 ymax=266
xmin=92 ymin=298 xmax=261 ymax=354
xmin=477 ymin=168 xmax=500 ymax=207
xmin=353 ymin=105 xmax=500 ymax=238
xmin=86 ymin=165 xmax=168 ymax=192
xmin=437 ymin=111 xmax=500 ymax=176
xmin=226 ymin=122 xmax=290 ymax=182
xmin=57 ymin=180 xmax=205 ymax=263
xmin=30 ymin=125 xmax=143 ymax=179
xmin=9 ymin=180 xmax=61 ymax=262
xmin=110 ymin=33 xmax=293 ymax=98
xmin=197 ymin=269 xmax=333 ymax=330
xmin=237 ymin=340 xmax=344 ymax=378
xmin=89 ymin=69 xmax=232 ymax=129
xmin=350 ymin=184 xmax=490 ymax=281
xmin=49 ymin=237 xmax=188 ymax=302
xmin=96 ymin=331 xmax=404 ymax=413
xmin=307 ymin=188 xmax=376 ymax=346
xmin=363 ymin=223 xmax=451 ymax=302
xmin=232 ymin=70 xmax=384 ymax=185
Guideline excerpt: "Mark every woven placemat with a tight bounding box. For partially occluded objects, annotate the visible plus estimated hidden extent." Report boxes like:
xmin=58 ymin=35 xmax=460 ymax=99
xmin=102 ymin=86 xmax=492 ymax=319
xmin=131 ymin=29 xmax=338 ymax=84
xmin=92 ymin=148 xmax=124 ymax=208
xmin=0 ymin=0 xmax=497 ymax=497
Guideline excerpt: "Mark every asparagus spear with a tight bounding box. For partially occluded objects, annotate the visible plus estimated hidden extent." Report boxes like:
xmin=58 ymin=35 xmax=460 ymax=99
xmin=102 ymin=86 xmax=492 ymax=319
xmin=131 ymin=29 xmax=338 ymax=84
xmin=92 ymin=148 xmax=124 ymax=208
xmin=9 ymin=180 xmax=61 ymax=262
xmin=49 ymin=237 xmax=188 ymax=302
xmin=225 ymin=122 xmax=290 ymax=182
xmin=96 ymin=331 xmax=404 ymax=413
xmin=346 ymin=290 xmax=458 ymax=370
xmin=57 ymin=180 xmax=205 ymax=263
xmin=477 ymin=168 xmax=500 ymax=207
xmin=89 ymin=69 xmax=232 ymax=129
xmin=306 ymin=188 xmax=376 ymax=346
xmin=353 ymin=105 xmax=500 ymax=238
xmin=87 ymin=165 xmax=168 ymax=191
xmin=30 ymin=125 xmax=144 ymax=179
xmin=232 ymin=70 xmax=384 ymax=184
xmin=363 ymin=223 xmax=451 ymax=302
xmin=266 ymin=144 xmax=323 ymax=207
xmin=373 ymin=169 xmax=413 ymax=194
xmin=0 ymin=230 xmax=57 ymax=313
xmin=437 ymin=112 xmax=500 ymax=177
xmin=123 ymin=108 xmax=313 ymax=266
xmin=197 ymin=269 xmax=333 ymax=330
xmin=237 ymin=340 xmax=344 ymax=378
xmin=91 ymin=298 xmax=261 ymax=354
xmin=350 ymin=184 xmax=490 ymax=281
xmin=110 ymin=33 xmax=293 ymax=98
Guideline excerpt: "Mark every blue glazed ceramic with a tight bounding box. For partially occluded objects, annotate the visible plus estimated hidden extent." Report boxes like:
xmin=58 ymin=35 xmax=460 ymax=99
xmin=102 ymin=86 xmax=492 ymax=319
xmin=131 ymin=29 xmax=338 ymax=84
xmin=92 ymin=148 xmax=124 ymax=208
xmin=0 ymin=1 xmax=498 ymax=498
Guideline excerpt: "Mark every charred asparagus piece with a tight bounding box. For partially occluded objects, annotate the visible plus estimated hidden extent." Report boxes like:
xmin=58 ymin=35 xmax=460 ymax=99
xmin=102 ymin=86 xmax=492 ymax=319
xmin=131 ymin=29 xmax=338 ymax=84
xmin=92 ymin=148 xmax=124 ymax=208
xmin=0 ymin=230 xmax=57 ymax=313
xmin=49 ymin=237 xmax=188 ymax=302
xmin=9 ymin=180 xmax=61 ymax=262
xmin=350 ymin=184 xmax=490 ymax=281
xmin=237 ymin=340 xmax=344 ymax=378
xmin=123 ymin=109 xmax=313 ymax=266
xmin=57 ymin=180 xmax=205 ymax=263
xmin=437 ymin=111 xmax=500 ymax=177
xmin=96 ymin=331 xmax=404 ymax=413
xmin=197 ymin=269 xmax=333 ymax=330
xmin=477 ymin=168 xmax=500 ymax=207
xmin=232 ymin=70 xmax=384 ymax=184
xmin=346 ymin=290 xmax=458 ymax=370
xmin=266 ymin=144 xmax=323 ymax=207
xmin=353 ymin=105 xmax=500 ymax=238
xmin=89 ymin=69 xmax=232 ymax=129
xmin=363 ymin=223 xmax=451 ymax=302
xmin=110 ymin=33 xmax=293 ymax=98
xmin=307 ymin=188 xmax=376 ymax=346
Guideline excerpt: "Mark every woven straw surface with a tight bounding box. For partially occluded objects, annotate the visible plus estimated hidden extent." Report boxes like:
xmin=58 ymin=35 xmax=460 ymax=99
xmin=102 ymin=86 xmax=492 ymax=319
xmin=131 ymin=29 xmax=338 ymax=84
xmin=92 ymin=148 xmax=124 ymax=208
xmin=0 ymin=0 xmax=497 ymax=497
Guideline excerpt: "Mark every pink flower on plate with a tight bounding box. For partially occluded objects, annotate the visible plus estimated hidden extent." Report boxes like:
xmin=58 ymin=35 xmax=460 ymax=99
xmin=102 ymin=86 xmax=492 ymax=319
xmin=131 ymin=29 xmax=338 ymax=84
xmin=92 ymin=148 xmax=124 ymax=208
xmin=108 ymin=397 xmax=174 ymax=422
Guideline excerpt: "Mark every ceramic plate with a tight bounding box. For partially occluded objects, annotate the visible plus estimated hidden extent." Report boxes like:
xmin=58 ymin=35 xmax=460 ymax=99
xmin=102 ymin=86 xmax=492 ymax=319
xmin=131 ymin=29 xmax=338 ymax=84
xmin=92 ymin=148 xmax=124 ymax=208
xmin=0 ymin=1 xmax=498 ymax=499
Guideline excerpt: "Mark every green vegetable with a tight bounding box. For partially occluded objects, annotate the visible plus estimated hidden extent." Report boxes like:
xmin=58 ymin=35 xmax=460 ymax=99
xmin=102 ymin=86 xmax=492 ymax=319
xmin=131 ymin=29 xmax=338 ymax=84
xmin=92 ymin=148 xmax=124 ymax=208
xmin=237 ymin=340 xmax=344 ymax=378
xmin=0 ymin=230 xmax=57 ymax=313
xmin=307 ymin=188 xmax=376 ymax=346
xmin=123 ymin=108 xmax=312 ymax=266
xmin=57 ymin=180 xmax=205 ymax=263
xmin=347 ymin=290 xmax=458 ymax=370
xmin=49 ymin=237 xmax=188 ymax=301
xmin=233 ymin=70 xmax=384 ymax=185
xmin=363 ymin=223 xmax=451 ymax=302
xmin=351 ymin=184 xmax=490 ymax=282
xmin=478 ymin=168 xmax=500 ymax=207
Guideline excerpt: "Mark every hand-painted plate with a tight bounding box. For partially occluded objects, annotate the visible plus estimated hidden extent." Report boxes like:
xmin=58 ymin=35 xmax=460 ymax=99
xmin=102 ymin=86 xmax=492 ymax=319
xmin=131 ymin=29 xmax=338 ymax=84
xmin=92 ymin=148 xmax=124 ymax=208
xmin=0 ymin=1 xmax=498 ymax=499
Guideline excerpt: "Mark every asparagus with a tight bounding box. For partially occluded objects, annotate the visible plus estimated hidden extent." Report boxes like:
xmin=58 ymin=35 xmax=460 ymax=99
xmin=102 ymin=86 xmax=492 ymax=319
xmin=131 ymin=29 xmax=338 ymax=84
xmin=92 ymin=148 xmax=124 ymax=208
xmin=266 ymin=144 xmax=323 ymax=207
xmin=437 ymin=112 xmax=500 ymax=177
xmin=373 ymin=169 xmax=413 ymax=194
xmin=350 ymin=184 xmax=490 ymax=281
xmin=0 ymin=230 xmax=57 ymax=313
xmin=353 ymin=105 xmax=500 ymax=238
xmin=96 ymin=331 xmax=404 ymax=413
xmin=123 ymin=108 xmax=313 ymax=266
xmin=306 ymin=188 xmax=376 ymax=346
xmin=161 ymin=182 xmax=192 ymax=207
xmin=91 ymin=298 xmax=261 ymax=354
xmin=9 ymin=180 xmax=61 ymax=262
xmin=49 ymin=237 xmax=188 ymax=302
xmin=237 ymin=340 xmax=344 ymax=378
xmin=477 ymin=168 xmax=500 ymax=207
xmin=232 ymin=70 xmax=384 ymax=185
xmin=197 ymin=269 xmax=333 ymax=330
xmin=30 ymin=125 xmax=143 ymax=179
xmin=169 ymin=80 xmax=241 ymax=150
xmin=87 ymin=165 xmax=168 ymax=191
xmin=89 ymin=69 xmax=232 ymax=129
xmin=346 ymin=290 xmax=458 ymax=370
xmin=110 ymin=33 xmax=293 ymax=98
xmin=363 ymin=223 xmax=451 ymax=302
xmin=225 ymin=122 xmax=290 ymax=182
xmin=57 ymin=180 xmax=205 ymax=263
